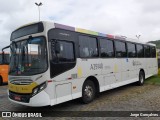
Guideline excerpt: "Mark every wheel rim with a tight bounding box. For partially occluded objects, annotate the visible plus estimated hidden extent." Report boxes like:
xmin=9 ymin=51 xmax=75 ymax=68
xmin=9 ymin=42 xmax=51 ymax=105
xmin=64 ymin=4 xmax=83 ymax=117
xmin=84 ymin=85 xmax=93 ymax=99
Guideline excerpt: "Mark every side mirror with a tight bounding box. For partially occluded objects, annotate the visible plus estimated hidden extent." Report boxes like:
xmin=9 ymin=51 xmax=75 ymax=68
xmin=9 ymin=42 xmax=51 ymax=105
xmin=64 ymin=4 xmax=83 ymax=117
xmin=2 ymin=45 xmax=10 ymax=65
xmin=55 ymin=42 xmax=60 ymax=54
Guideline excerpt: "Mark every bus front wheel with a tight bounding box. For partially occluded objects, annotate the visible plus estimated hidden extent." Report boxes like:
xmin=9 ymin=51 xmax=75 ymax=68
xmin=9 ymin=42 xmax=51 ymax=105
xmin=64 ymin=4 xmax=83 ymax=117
xmin=82 ymin=80 xmax=96 ymax=104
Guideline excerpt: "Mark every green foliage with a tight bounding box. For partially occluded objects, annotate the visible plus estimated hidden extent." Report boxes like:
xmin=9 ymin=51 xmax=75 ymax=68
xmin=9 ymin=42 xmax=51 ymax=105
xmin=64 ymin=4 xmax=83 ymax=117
xmin=149 ymin=40 xmax=160 ymax=49
xmin=145 ymin=75 xmax=160 ymax=85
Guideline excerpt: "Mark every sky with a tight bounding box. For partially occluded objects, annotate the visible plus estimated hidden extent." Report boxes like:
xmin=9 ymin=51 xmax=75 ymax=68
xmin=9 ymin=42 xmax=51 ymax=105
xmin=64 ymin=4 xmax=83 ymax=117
xmin=1 ymin=0 xmax=160 ymax=50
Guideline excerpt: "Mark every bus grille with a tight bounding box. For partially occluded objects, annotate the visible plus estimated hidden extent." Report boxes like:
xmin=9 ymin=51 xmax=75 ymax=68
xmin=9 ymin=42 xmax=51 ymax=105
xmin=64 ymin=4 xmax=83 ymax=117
xmin=10 ymin=79 xmax=33 ymax=85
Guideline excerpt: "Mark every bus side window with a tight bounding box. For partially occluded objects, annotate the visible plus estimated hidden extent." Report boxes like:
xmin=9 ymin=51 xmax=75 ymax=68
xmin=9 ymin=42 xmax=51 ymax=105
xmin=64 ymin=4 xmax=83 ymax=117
xmin=136 ymin=44 xmax=144 ymax=58
xmin=151 ymin=46 xmax=156 ymax=58
xmin=52 ymin=40 xmax=75 ymax=62
xmin=127 ymin=42 xmax=136 ymax=58
xmin=115 ymin=40 xmax=127 ymax=58
xmin=144 ymin=46 xmax=151 ymax=58
xmin=100 ymin=39 xmax=114 ymax=58
xmin=79 ymin=36 xmax=98 ymax=58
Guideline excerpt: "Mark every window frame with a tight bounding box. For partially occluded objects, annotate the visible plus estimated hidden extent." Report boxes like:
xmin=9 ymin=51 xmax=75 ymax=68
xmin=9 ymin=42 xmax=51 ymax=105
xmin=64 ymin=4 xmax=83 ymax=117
xmin=99 ymin=38 xmax=115 ymax=58
xmin=144 ymin=45 xmax=151 ymax=58
xmin=78 ymin=35 xmax=99 ymax=58
xmin=150 ymin=46 xmax=156 ymax=58
xmin=51 ymin=39 xmax=76 ymax=63
xmin=127 ymin=42 xmax=137 ymax=58
xmin=114 ymin=40 xmax=127 ymax=58
xmin=136 ymin=44 xmax=144 ymax=58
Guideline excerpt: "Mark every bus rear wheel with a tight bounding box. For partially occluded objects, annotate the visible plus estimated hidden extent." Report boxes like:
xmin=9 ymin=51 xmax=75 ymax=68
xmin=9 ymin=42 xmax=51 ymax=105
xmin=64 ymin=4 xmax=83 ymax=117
xmin=137 ymin=71 xmax=145 ymax=86
xmin=82 ymin=80 xmax=96 ymax=104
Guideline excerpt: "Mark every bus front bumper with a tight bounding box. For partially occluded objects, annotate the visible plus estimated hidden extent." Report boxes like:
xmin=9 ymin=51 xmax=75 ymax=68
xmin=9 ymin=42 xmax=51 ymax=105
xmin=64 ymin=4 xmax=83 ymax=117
xmin=8 ymin=90 xmax=50 ymax=107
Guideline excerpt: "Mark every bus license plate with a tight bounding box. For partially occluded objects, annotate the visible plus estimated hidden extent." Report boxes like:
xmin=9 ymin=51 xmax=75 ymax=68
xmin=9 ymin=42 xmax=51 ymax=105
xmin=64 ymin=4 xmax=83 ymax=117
xmin=14 ymin=96 xmax=21 ymax=101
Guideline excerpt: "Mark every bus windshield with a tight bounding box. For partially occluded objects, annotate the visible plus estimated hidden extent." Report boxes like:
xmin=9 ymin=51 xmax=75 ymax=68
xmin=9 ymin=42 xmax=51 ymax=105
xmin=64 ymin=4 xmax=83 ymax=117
xmin=9 ymin=37 xmax=48 ymax=76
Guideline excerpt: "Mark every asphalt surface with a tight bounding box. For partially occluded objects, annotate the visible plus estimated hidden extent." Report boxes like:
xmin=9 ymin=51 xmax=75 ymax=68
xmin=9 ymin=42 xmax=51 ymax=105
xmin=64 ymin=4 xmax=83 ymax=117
xmin=1 ymin=82 xmax=160 ymax=120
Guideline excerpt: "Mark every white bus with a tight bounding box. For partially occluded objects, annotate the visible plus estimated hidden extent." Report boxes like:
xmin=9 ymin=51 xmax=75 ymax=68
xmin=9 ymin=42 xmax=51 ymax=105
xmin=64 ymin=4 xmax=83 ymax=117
xmin=8 ymin=21 xmax=158 ymax=106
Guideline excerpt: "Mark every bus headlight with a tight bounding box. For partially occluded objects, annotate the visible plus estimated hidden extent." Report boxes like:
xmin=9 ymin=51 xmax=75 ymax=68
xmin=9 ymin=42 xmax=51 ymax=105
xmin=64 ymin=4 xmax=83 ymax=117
xmin=32 ymin=82 xmax=47 ymax=96
xmin=40 ymin=82 xmax=47 ymax=90
xmin=33 ymin=88 xmax=39 ymax=95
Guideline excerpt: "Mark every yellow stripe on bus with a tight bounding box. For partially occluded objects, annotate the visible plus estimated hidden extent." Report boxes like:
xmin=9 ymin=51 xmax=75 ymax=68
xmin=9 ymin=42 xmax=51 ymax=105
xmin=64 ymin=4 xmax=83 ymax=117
xmin=8 ymin=81 xmax=38 ymax=94
xmin=78 ymin=67 xmax=82 ymax=77
xmin=76 ymin=28 xmax=98 ymax=36
xmin=114 ymin=64 xmax=118 ymax=72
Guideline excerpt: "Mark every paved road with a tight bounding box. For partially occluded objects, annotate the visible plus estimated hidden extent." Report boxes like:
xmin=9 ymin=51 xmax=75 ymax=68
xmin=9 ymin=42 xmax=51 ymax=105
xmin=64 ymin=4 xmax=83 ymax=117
xmin=1 ymin=83 xmax=160 ymax=120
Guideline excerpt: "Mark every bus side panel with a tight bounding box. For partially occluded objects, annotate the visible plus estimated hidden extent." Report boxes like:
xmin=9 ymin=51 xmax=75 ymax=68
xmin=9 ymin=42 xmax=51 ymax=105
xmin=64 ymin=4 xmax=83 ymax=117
xmin=55 ymin=83 xmax=72 ymax=104
xmin=150 ymin=58 xmax=158 ymax=75
xmin=121 ymin=58 xmax=129 ymax=82
xmin=0 ymin=65 xmax=9 ymax=83
xmin=146 ymin=58 xmax=151 ymax=76
xmin=101 ymin=58 xmax=119 ymax=91
xmin=145 ymin=58 xmax=157 ymax=78
xmin=128 ymin=58 xmax=138 ymax=80
xmin=101 ymin=58 xmax=116 ymax=87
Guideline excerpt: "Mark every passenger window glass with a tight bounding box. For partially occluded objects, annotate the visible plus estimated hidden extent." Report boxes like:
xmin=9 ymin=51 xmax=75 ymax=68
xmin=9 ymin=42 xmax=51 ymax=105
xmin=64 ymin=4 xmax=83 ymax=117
xmin=136 ymin=44 xmax=144 ymax=58
xmin=151 ymin=46 xmax=156 ymax=58
xmin=79 ymin=36 xmax=98 ymax=58
xmin=100 ymin=39 xmax=114 ymax=57
xmin=115 ymin=41 xmax=127 ymax=57
xmin=52 ymin=40 xmax=75 ymax=62
xmin=127 ymin=43 xmax=136 ymax=58
xmin=144 ymin=46 xmax=151 ymax=58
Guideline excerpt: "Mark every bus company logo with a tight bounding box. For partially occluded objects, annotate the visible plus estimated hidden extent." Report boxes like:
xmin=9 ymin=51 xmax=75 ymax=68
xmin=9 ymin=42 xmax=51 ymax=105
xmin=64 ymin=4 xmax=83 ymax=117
xmin=133 ymin=60 xmax=141 ymax=66
xmin=2 ymin=112 xmax=11 ymax=117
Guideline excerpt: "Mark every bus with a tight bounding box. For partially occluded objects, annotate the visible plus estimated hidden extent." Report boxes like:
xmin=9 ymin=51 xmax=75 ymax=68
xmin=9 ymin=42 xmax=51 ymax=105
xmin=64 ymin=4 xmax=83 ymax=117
xmin=0 ymin=52 xmax=9 ymax=85
xmin=8 ymin=21 xmax=158 ymax=106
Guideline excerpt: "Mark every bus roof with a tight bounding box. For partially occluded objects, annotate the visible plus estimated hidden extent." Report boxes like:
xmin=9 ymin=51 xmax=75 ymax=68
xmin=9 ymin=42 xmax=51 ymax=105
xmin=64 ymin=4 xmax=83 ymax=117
xmin=13 ymin=21 xmax=156 ymax=46
xmin=52 ymin=22 xmax=155 ymax=46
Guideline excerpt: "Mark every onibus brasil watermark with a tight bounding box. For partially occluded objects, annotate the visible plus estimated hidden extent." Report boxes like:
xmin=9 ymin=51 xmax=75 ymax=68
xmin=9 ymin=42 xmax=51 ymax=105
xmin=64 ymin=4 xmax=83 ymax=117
xmin=1 ymin=111 xmax=160 ymax=117
xmin=2 ymin=112 xmax=42 ymax=118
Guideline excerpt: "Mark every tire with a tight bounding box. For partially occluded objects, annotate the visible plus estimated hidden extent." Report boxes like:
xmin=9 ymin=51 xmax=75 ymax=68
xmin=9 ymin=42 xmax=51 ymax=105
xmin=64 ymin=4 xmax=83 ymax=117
xmin=0 ymin=77 xmax=2 ymax=86
xmin=137 ymin=71 xmax=145 ymax=86
xmin=82 ymin=80 xmax=96 ymax=104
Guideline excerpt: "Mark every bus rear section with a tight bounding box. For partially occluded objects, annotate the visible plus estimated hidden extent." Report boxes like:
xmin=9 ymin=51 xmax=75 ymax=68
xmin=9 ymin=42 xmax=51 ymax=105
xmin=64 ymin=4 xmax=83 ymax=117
xmin=0 ymin=53 xmax=9 ymax=85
